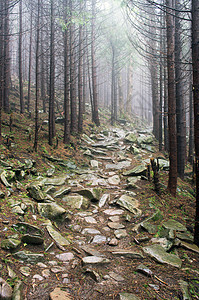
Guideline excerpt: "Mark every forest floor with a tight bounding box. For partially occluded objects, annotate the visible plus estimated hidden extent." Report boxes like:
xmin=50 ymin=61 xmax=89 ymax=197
xmin=0 ymin=88 xmax=199 ymax=300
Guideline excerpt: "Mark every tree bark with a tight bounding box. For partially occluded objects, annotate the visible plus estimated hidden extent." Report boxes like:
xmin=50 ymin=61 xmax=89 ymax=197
xmin=166 ymin=0 xmax=177 ymax=196
xmin=19 ymin=0 xmax=24 ymax=114
xmin=78 ymin=2 xmax=83 ymax=133
xmin=27 ymin=5 xmax=33 ymax=113
xmin=91 ymin=0 xmax=100 ymax=126
xmin=192 ymin=0 xmax=199 ymax=246
xmin=3 ymin=0 xmax=10 ymax=113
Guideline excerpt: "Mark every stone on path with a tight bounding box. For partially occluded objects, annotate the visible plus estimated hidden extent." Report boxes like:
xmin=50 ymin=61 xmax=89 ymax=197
xmin=111 ymin=250 xmax=144 ymax=259
xmin=38 ymin=202 xmax=66 ymax=221
xmin=109 ymin=271 xmax=125 ymax=282
xmin=178 ymin=280 xmax=191 ymax=300
xmin=90 ymin=160 xmax=99 ymax=168
xmin=117 ymin=195 xmax=141 ymax=215
xmin=162 ymin=219 xmax=187 ymax=232
xmin=12 ymin=280 xmax=23 ymax=300
xmin=19 ymin=267 xmax=31 ymax=277
xmin=85 ymin=216 xmax=97 ymax=224
xmin=76 ymin=188 xmax=102 ymax=201
xmin=81 ymin=245 xmax=104 ymax=257
xmin=106 ymin=161 xmax=131 ymax=170
xmin=103 ymin=209 xmax=124 ymax=216
xmin=55 ymin=252 xmax=74 ymax=261
xmin=143 ymin=244 xmax=182 ymax=268
xmin=0 ymin=277 xmax=13 ymax=300
xmin=27 ymin=185 xmax=45 ymax=201
xmin=50 ymin=288 xmax=72 ymax=300
xmin=92 ymin=235 xmax=106 ymax=244
xmin=108 ymin=238 xmax=118 ymax=246
xmin=114 ymin=229 xmax=128 ymax=239
xmin=108 ymin=175 xmax=120 ymax=185
xmin=109 ymin=216 xmax=120 ymax=222
xmin=119 ymin=293 xmax=141 ymax=300
xmin=13 ymin=251 xmax=44 ymax=264
xmin=99 ymin=194 xmax=110 ymax=208
xmin=53 ymin=187 xmax=71 ymax=198
xmin=42 ymin=175 xmax=69 ymax=186
xmin=123 ymin=165 xmax=147 ymax=176
xmin=82 ymin=228 xmax=101 ymax=235
xmin=46 ymin=225 xmax=70 ymax=247
xmin=82 ymin=256 xmax=110 ymax=265
xmin=108 ymin=222 xmax=125 ymax=229
xmin=136 ymin=264 xmax=153 ymax=276
xmin=63 ymin=195 xmax=89 ymax=210
xmin=1 ymin=238 xmax=21 ymax=250
xmin=180 ymin=241 xmax=199 ymax=254
xmin=125 ymin=133 xmax=138 ymax=143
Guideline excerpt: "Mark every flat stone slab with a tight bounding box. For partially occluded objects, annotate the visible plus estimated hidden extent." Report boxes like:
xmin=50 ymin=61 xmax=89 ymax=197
xmin=55 ymin=252 xmax=74 ymax=261
xmin=99 ymin=194 xmax=110 ymax=208
xmin=180 ymin=241 xmax=199 ymax=254
xmin=92 ymin=235 xmax=107 ymax=244
xmin=46 ymin=225 xmax=70 ymax=246
xmin=82 ymin=228 xmax=101 ymax=235
xmin=163 ymin=219 xmax=187 ymax=232
xmin=106 ymin=161 xmax=131 ymax=170
xmin=103 ymin=209 xmax=124 ymax=216
xmin=111 ymin=250 xmax=144 ymax=259
xmin=143 ymin=244 xmax=182 ymax=268
xmin=108 ymin=222 xmax=125 ymax=229
xmin=13 ymin=251 xmax=44 ymax=264
xmin=109 ymin=271 xmax=125 ymax=282
xmin=123 ymin=165 xmax=147 ymax=176
xmin=42 ymin=175 xmax=69 ymax=186
xmin=85 ymin=217 xmax=97 ymax=224
xmin=81 ymin=245 xmax=104 ymax=257
xmin=114 ymin=229 xmax=128 ymax=239
xmin=108 ymin=175 xmax=120 ymax=185
xmin=82 ymin=256 xmax=110 ymax=265
xmin=63 ymin=195 xmax=90 ymax=210
xmin=120 ymin=293 xmax=141 ymax=300
xmin=117 ymin=195 xmax=141 ymax=215
xmin=38 ymin=202 xmax=66 ymax=221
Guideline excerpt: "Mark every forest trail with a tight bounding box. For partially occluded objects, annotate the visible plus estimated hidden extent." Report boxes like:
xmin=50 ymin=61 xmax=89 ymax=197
xmin=0 ymin=120 xmax=198 ymax=300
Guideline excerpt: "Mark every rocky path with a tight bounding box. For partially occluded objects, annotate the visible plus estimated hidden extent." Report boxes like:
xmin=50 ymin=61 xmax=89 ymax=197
xmin=0 ymin=124 xmax=198 ymax=299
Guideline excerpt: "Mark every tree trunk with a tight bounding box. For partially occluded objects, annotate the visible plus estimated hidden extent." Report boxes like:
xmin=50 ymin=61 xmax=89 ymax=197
xmin=192 ymin=0 xmax=199 ymax=246
xmin=78 ymin=2 xmax=83 ymax=133
xmin=27 ymin=6 xmax=33 ymax=113
xmin=40 ymin=0 xmax=46 ymax=113
xmin=175 ymin=0 xmax=186 ymax=179
xmin=118 ymin=73 xmax=124 ymax=117
xmin=0 ymin=0 xmax=3 ymax=142
xmin=19 ymin=0 xmax=24 ymax=114
xmin=49 ymin=0 xmax=55 ymax=146
xmin=3 ymin=0 xmax=10 ymax=113
xmin=126 ymin=57 xmax=133 ymax=116
xmin=34 ymin=0 xmax=40 ymax=152
xmin=188 ymin=81 xmax=194 ymax=165
xmin=166 ymin=0 xmax=177 ymax=196
xmin=91 ymin=0 xmax=100 ymax=126
xmin=63 ymin=0 xmax=70 ymax=144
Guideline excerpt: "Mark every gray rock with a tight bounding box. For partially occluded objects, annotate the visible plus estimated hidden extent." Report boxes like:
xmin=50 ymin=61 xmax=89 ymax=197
xmin=12 ymin=280 xmax=23 ymax=300
xmin=27 ymin=185 xmax=45 ymax=201
xmin=46 ymin=225 xmax=70 ymax=247
xmin=90 ymin=160 xmax=99 ymax=168
xmin=82 ymin=256 xmax=110 ymax=265
xmin=0 ymin=277 xmax=13 ymax=300
xmin=158 ymin=159 xmax=170 ymax=170
xmin=22 ymin=234 xmax=44 ymax=245
xmin=114 ymin=229 xmax=128 ymax=239
xmin=42 ymin=175 xmax=69 ymax=186
xmin=119 ymin=293 xmax=141 ymax=300
xmin=109 ymin=271 xmax=125 ymax=281
xmin=63 ymin=195 xmax=89 ymax=210
xmin=11 ymin=206 xmax=24 ymax=215
xmin=53 ymin=187 xmax=71 ymax=198
xmin=128 ymin=145 xmax=140 ymax=155
xmin=103 ymin=209 xmax=124 ymax=216
xmin=55 ymin=252 xmax=74 ymax=261
xmin=143 ymin=244 xmax=182 ymax=268
xmin=108 ymin=175 xmax=120 ymax=185
xmin=108 ymin=238 xmax=118 ymax=246
xmin=32 ymin=275 xmax=44 ymax=281
xmin=82 ymin=228 xmax=101 ymax=235
xmin=151 ymin=237 xmax=173 ymax=251
xmin=180 ymin=241 xmax=199 ymax=254
xmin=92 ymin=235 xmax=106 ymax=244
xmin=178 ymin=280 xmax=191 ymax=300
xmin=42 ymin=269 xmax=51 ymax=278
xmin=38 ymin=202 xmax=66 ymax=221
xmin=111 ymin=250 xmax=144 ymax=259
xmin=136 ymin=264 xmax=153 ymax=276
xmin=109 ymin=216 xmax=120 ymax=222
xmin=106 ymin=161 xmax=131 ymax=170
xmin=7 ymin=266 xmax=16 ymax=279
xmin=0 ymin=170 xmax=11 ymax=187
xmin=1 ymin=238 xmax=21 ymax=250
xmin=0 ymin=191 xmax=5 ymax=198
xmin=99 ymin=194 xmax=110 ymax=208
xmin=81 ymin=245 xmax=104 ymax=257
xmin=76 ymin=188 xmax=102 ymax=201
xmin=46 ymin=166 xmax=55 ymax=177
xmin=51 ymin=267 xmax=66 ymax=274
xmin=125 ymin=133 xmax=137 ymax=143
xmin=108 ymin=222 xmax=125 ymax=229
xmin=117 ymin=195 xmax=141 ymax=215
xmin=13 ymin=251 xmax=44 ymax=264
xmin=85 ymin=269 xmax=101 ymax=282
xmin=19 ymin=267 xmax=31 ymax=277
xmin=163 ymin=219 xmax=187 ymax=232
xmin=141 ymin=222 xmax=158 ymax=234
xmin=176 ymin=232 xmax=194 ymax=243
xmin=123 ymin=165 xmax=147 ymax=176
xmin=85 ymin=217 xmax=97 ymax=224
